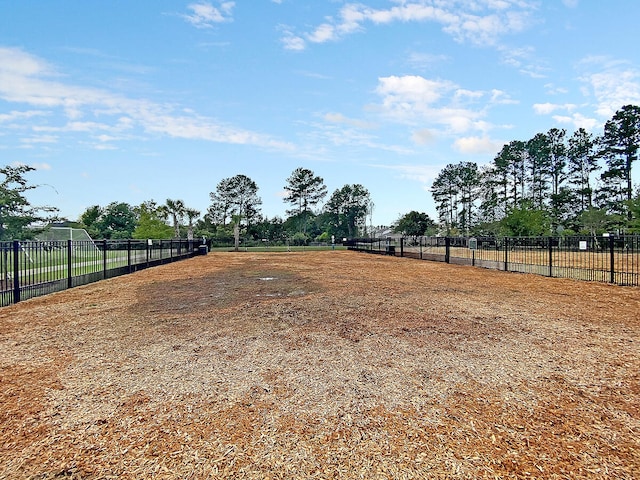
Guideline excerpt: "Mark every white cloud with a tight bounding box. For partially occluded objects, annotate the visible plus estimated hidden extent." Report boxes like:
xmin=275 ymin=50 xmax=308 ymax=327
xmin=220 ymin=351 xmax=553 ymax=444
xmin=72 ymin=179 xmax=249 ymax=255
xmin=305 ymin=121 xmax=413 ymax=155
xmin=374 ymin=75 xmax=496 ymax=135
xmin=0 ymin=110 xmax=49 ymax=123
xmin=490 ymin=89 xmax=518 ymax=105
xmin=182 ymin=1 xmax=235 ymax=28
xmin=0 ymin=47 xmax=293 ymax=151
xmin=280 ymin=27 xmax=306 ymax=51
xmin=498 ymin=45 xmax=548 ymax=78
xmin=411 ymin=128 xmax=436 ymax=145
xmin=406 ymin=52 xmax=449 ymax=70
xmin=374 ymin=163 xmax=443 ymax=191
xmin=552 ymin=113 xmax=599 ymax=131
xmin=578 ymin=57 xmax=640 ymax=117
xmin=376 ymin=75 xmax=457 ymax=106
xmin=20 ymin=135 xmax=58 ymax=145
xmin=289 ymin=0 xmax=536 ymax=49
xmin=453 ymin=135 xmax=503 ymax=154
xmin=323 ymin=112 xmax=376 ymax=129
xmin=307 ymin=23 xmax=337 ymax=44
xmin=543 ymin=83 xmax=569 ymax=95
xmin=532 ymin=102 xmax=577 ymax=115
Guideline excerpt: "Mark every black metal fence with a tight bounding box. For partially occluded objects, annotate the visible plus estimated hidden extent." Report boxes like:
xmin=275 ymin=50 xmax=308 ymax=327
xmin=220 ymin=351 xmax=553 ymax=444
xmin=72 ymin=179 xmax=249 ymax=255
xmin=1 ymin=239 xmax=206 ymax=307
xmin=347 ymin=235 xmax=640 ymax=287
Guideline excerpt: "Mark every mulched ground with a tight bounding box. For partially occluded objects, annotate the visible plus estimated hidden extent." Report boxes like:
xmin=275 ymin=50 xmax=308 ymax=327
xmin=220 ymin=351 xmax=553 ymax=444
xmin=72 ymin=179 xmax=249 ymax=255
xmin=1 ymin=251 xmax=638 ymax=479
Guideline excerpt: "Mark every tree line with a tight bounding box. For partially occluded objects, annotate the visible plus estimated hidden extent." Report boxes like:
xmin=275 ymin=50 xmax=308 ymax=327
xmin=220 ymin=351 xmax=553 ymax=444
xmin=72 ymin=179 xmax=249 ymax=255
xmin=0 ymin=165 xmax=374 ymax=245
xmin=431 ymin=104 xmax=640 ymax=236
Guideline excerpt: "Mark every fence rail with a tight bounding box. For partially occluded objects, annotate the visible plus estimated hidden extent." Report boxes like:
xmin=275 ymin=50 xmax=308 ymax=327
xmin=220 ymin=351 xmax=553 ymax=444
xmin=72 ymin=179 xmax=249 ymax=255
xmin=347 ymin=235 xmax=640 ymax=287
xmin=1 ymin=239 xmax=205 ymax=307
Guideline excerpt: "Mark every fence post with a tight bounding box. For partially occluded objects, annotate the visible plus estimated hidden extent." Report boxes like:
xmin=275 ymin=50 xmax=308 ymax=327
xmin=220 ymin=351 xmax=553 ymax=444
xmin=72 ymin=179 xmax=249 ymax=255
xmin=400 ymin=237 xmax=404 ymax=257
xmin=103 ymin=239 xmax=108 ymax=280
xmin=548 ymin=236 xmax=553 ymax=277
xmin=504 ymin=237 xmax=509 ymax=271
xmin=67 ymin=240 xmax=73 ymax=289
xmin=12 ymin=241 xmax=20 ymax=304
xmin=609 ymin=235 xmax=615 ymax=284
xmin=445 ymin=237 xmax=451 ymax=264
xmin=127 ymin=240 xmax=132 ymax=274
xmin=420 ymin=237 xmax=423 ymax=260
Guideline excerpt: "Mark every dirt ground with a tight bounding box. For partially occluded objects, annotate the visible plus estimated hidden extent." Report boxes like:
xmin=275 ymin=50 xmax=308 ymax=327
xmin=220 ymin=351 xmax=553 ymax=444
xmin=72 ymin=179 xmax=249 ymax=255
xmin=1 ymin=251 xmax=639 ymax=479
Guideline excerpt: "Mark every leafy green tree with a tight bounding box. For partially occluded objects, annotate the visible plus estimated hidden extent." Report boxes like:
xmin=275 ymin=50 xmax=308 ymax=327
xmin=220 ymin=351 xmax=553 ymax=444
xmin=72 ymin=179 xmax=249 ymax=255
xmin=290 ymin=232 xmax=308 ymax=246
xmin=578 ymin=207 xmax=613 ymax=236
xmin=133 ymin=201 xmax=173 ymax=239
xmin=0 ymin=164 xmax=58 ymax=240
xmin=194 ymin=214 xmax=218 ymax=241
xmin=250 ymin=216 xmax=286 ymax=244
xmin=625 ymin=190 xmax=640 ymax=233
xmin=95 ymin=202 xmax=137 ymax=239
xmin=79 ymin=205 xmax=102 ymax=239
xmin=282 ymin=211 xmax=322 ymax=240
xmin=393 ymin=211 xmax=437 ymax=240
xmin=500 ymin=202 xmax=550 ymax=237
xmin=323 ymin=184 xmax=371 ymax=238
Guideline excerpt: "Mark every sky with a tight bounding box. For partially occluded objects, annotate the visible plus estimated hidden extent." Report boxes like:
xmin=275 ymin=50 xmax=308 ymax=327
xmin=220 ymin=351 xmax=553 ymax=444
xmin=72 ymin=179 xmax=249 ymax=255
xmin=1 ymin=1 xmax=640 ymax=227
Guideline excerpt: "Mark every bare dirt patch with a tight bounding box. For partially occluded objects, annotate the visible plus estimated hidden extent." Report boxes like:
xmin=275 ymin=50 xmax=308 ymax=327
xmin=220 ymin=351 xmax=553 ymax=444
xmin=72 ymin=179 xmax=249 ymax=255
xmin=1 ymin=251 xmax=639 ymax=479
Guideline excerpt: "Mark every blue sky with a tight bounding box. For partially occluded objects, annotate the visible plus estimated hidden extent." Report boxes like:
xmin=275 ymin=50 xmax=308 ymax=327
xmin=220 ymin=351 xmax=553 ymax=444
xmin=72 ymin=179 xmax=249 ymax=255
xmin=1 ymin=1 xmax=640 ymax=227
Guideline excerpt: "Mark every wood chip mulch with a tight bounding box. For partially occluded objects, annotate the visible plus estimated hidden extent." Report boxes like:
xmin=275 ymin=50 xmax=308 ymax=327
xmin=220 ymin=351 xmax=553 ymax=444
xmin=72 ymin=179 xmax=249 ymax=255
xmin=1 ymin=251 xmax=638 ymax=479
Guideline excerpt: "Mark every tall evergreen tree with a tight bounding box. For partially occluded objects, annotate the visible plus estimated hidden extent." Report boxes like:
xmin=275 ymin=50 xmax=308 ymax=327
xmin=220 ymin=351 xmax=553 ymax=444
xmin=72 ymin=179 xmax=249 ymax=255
xmin=567 ymin=128 xmax=599 ymax=213
xmin=503 ymin=140 xmax=527 ymax=208
xmin=283 ymin=167 xmax=327 ymax=234
xmin=455 ymin=162 xmax=480 ymax=236
xmin=477 ymin=164 xmax=503 ymax=229
xmin=283 ymin=168 xmax=327 ymax=215
xmin=526 ymin=132 xmax=551 ymax=209
xmin=430 ymin=164 xmax=460 ymax=234
xmin=323 ymin=184 xmax=371 ymax=238
xmin=598 ymin=104 xmax=640 ymax=220
xmin=545 ymin=128 xmax=571 ymax=229
xmin=208 ymin=175 xmax=262 ymax=229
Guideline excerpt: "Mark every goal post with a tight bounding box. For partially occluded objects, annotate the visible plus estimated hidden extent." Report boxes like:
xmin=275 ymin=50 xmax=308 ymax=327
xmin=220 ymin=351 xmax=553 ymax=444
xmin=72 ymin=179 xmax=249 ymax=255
xmin=36 ymin=227 xmax=101 ymax=254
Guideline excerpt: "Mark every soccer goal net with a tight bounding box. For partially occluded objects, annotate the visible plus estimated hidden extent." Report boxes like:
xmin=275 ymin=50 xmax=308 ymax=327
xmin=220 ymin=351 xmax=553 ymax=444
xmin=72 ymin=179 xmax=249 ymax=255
xmin=37 ymin=227 xmax=101 ymax=253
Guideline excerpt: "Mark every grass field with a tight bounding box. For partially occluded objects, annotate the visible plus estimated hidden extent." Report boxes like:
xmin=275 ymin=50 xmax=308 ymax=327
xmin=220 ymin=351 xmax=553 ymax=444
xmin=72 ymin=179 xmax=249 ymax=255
xmin=1 ymin=251 xmax=638 ymax=479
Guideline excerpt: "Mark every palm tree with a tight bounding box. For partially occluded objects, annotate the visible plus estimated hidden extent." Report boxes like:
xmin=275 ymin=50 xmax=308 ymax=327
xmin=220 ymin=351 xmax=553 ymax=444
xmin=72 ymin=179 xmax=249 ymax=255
xmin=164 ymin=199 xmax=185 ymax=238
xmin=184 ymin=208 xmax=200 ymax=241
